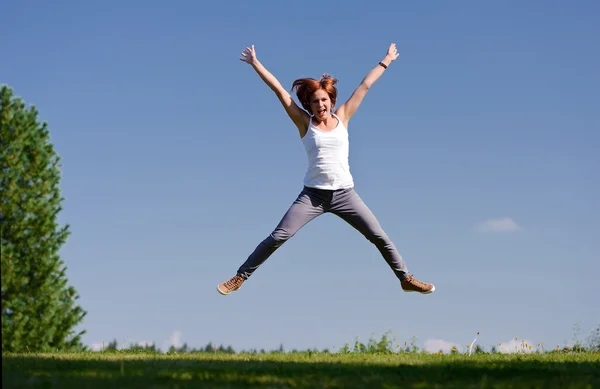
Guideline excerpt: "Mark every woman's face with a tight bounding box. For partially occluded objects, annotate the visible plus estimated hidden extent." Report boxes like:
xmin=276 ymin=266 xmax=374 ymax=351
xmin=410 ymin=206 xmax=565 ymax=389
xmin=309 ymin=89 xmax=332 ymax=120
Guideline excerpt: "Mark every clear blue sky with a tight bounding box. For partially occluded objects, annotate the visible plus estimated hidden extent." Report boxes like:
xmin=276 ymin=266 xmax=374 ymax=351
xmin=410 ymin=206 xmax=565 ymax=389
xmin=2 ymin=0 xmax=599 ymax=353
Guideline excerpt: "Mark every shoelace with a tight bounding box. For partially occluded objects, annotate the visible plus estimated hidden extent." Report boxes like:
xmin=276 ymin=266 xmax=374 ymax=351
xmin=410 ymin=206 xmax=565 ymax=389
xmin=224 ymin=276 xmax=243 ymax=289
xmin=406 ymin=274 xmax=428 ymax=288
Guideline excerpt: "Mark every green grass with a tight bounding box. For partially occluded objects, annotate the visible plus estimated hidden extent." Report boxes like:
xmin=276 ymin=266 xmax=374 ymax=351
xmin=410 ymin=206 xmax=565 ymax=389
xmin=2 ymin=351 xmax=599 ymax=388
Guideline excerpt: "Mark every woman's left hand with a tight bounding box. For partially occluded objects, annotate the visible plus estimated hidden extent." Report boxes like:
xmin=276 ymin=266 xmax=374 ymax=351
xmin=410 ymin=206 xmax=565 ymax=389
xmin=385 ymin=43 xmax=399 ymax=62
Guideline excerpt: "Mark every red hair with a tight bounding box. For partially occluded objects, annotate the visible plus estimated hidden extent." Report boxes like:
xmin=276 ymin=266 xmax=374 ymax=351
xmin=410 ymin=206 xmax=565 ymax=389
xmin=291 ymin=74 xmax=338 ymax=113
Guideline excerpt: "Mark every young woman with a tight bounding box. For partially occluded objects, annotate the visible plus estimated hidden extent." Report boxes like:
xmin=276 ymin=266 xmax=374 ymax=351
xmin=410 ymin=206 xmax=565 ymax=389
xmin=217 ymin=43 xmax=435 ymax=296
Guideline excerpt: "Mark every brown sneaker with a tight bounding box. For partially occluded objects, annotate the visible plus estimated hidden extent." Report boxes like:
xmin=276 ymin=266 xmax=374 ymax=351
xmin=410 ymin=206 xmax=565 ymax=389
xmin=217 ymin=274 xmax=245 ymax=295
xmin=401 ymin=274 xmax=435 ymax=294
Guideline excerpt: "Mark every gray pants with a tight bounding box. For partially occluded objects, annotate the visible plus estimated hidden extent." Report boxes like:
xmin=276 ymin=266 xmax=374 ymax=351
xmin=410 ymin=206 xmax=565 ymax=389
xmin=237 ymin=186 xmax=408 ymax=280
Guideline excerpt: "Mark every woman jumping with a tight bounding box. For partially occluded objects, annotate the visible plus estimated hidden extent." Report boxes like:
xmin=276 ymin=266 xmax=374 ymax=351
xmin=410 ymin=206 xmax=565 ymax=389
xmin=217 ymin=43 xmax=435 ymax=296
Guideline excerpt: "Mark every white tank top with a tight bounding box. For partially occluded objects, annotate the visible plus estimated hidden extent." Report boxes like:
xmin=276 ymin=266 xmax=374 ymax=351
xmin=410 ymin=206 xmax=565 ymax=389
xmin=301 ymin=113 xmax=354 ymax=190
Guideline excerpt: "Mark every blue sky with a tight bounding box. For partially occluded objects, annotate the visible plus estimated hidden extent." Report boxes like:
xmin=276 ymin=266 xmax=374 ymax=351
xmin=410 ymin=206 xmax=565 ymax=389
xmin=2 ymin=0 xmax=599 ymax=353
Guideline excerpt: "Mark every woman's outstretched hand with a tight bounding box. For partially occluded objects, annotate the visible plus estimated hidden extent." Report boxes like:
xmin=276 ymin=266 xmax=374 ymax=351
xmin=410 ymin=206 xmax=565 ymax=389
xmin=240 ymin=45 xmax=258 ymax=65
xmin=386 ymin=43 xmax=399 ymax=62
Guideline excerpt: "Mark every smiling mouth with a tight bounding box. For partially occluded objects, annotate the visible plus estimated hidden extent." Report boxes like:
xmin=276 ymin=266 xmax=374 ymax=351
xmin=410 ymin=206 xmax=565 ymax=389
xmin=318 ymin=109 xmax=326 ymax=115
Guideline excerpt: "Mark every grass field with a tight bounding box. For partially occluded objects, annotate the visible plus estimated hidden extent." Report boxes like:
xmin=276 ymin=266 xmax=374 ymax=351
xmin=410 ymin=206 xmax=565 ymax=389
xmin=2 ymin=351 xmax=599 ymax=388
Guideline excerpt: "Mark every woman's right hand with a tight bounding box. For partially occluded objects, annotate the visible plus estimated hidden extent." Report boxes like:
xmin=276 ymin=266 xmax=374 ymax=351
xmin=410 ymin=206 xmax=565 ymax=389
xmin=240 ymin=45 xmax=258 ymax=65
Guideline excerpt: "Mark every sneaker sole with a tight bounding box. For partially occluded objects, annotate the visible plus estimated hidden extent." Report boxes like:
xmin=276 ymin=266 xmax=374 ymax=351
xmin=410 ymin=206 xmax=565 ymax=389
xmin=217 ymin=285 xmax=231 ymax=295
xmin=403 ymin=285 xmax=435 ymax=294
xmin=217 ymin=285 xmax=242 ymax=295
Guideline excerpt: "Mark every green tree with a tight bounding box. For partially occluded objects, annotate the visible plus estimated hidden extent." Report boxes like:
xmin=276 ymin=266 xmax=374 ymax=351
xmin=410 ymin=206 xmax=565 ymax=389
xmin=473 ymin=345 xmax=486 ymax=354
xmin=168 ymin=343 xmax=189 ymax=354
xmin=586 ymin=324 xmax=600 ymax=351
xmin=128 ymin=342 xmax=158 ymax=352
xmin=105 ymin=339 xmax=118 ymax=351
xmin=1 ymin=85 xmax=86 ymax=352
xmin=203 ymin=342 xmax=215 ymax=353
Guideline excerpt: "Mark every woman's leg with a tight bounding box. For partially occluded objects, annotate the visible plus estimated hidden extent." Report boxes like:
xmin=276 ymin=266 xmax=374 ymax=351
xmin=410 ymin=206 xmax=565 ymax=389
xmin=329 ymin=188 xmax=408 ymax=279
xmin=329 ymin=188 xmax=434 ymax=293
xmin=236 ymin=187 xmax=327 ymax=279
xmin=218 ymin=187 xmax=327 ymax=295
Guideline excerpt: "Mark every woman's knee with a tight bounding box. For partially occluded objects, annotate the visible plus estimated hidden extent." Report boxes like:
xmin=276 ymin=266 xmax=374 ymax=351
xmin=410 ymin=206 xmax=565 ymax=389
xmin=267 ymin=228 xmax=293 ymax=247
xmin=366 ymin=229 xmax=391 ymax=246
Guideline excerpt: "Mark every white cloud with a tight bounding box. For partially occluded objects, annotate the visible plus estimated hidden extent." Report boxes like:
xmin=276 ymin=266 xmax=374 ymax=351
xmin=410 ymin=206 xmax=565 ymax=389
xmin=161 ymin=330 xmax=184 ymax=351
xmin=476 ymin=217 xmax=520 ymax=233
xmin=169 ymin=330 xmax=182 ymax=349
xmin=90 ymin=343 xmax=104 ymax=351
xmin=496 ymin=338 xmax=535 ymax=353
xmin=424 ymin=339 xmax=462 ymax=354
